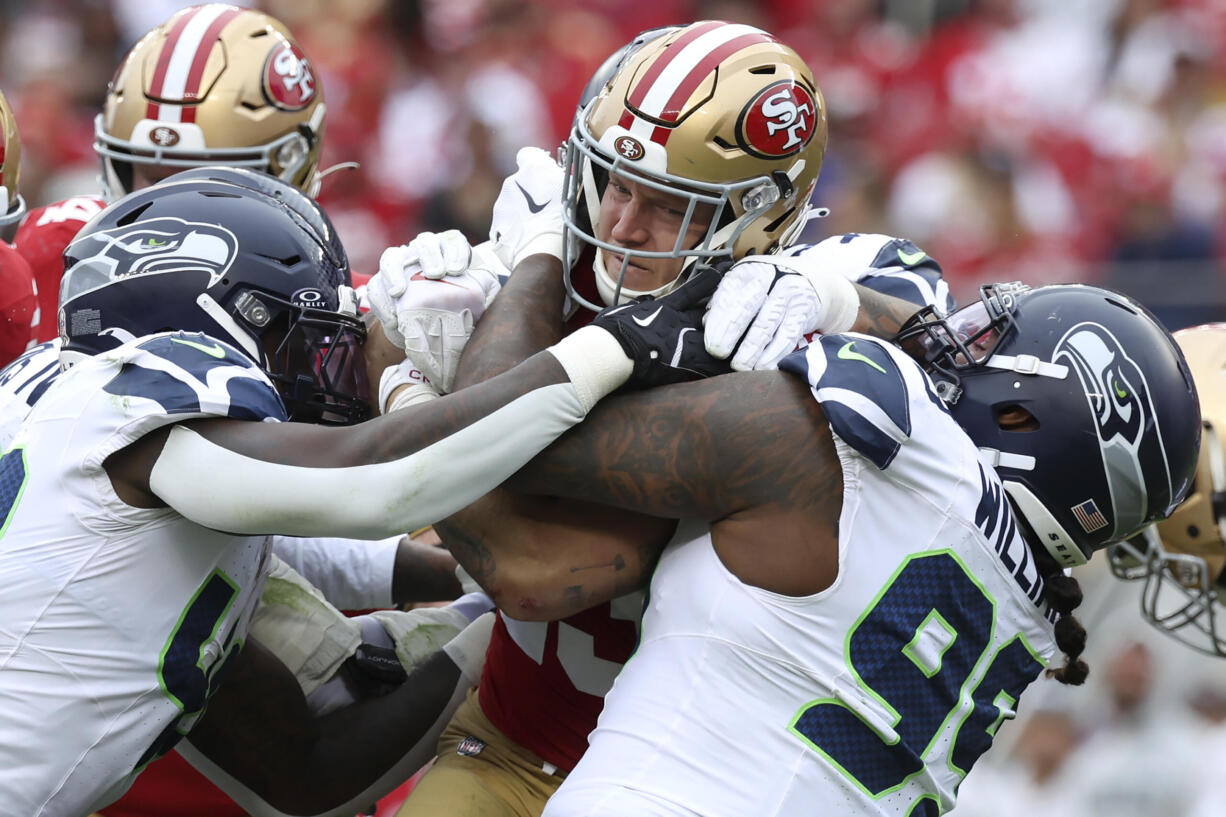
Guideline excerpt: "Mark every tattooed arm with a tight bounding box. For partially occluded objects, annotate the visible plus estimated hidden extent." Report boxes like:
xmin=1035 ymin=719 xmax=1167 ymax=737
xmin=436 ymin=255 xmax=674 ymax=618
xmin=506 ymin=369 xmax=845 ymax=600
xmin=850 ymin=284 xmax=925 ymax=339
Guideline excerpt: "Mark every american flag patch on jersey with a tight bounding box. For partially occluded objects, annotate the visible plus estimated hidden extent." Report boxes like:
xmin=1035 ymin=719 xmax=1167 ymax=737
xmin=456 ymin=736 xmax=486 ymax=757
xmin=1071 ymin=499 xmax=1109 ymax=533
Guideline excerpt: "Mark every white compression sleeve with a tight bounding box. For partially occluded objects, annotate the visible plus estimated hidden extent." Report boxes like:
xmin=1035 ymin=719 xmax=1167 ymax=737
xmin=152 ymin=382 xmax=586 ymax=539
xmin=151 ymin=334 xmax=631 ymax=540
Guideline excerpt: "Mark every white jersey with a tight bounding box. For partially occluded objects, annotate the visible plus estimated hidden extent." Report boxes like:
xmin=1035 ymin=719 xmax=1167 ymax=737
xmin=0 ymin=339 xmax=403 ymax=614
xmin=545 ymin=334 xmax=1059 ymax=817
xmin=0 ymin=331 xmax=284 ymax=816
xmin=0 ymin=339 xmax=63 ymax=450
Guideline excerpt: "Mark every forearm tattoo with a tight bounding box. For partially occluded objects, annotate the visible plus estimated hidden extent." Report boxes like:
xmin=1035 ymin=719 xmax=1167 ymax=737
xmin=852 ymin=285 xmax=923 ymax=340
xmin=515 ymin=372 xmax=835 ymax=521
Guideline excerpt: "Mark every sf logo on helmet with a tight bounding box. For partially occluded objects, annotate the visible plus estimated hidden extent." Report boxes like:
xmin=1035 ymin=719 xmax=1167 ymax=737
xmin=264 ymin=42 xmax=316 ymax=110
xmin=739 ymin=81 xmax=818 ymax=159
xmin=64 ymin=217 xmax=238 ymax=289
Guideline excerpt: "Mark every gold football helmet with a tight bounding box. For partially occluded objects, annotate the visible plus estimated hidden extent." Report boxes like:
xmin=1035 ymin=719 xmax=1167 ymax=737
xmin=0 ymin=88 xmax=25 ymax=239
xmin=1109 ymin=323 xmax=1226 ymax=656
xmin=94 ymin=4 xmax=325 ymax=200
xmin=562 ymin=20 xmax=828 ymax=310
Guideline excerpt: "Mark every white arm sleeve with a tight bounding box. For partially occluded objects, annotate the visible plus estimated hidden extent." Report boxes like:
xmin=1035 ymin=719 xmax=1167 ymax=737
xmin=149 ymin=330 xmax=632 ymax=539
xmin=270 ymin=535 xmax=401 ymax=611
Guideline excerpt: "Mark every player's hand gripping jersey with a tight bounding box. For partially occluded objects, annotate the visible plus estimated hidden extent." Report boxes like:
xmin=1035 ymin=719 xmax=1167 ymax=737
xmin=544 ymin=335 xmax=1059 ymax=817
xmin=0 ymin=332 xmax=283 ymax=816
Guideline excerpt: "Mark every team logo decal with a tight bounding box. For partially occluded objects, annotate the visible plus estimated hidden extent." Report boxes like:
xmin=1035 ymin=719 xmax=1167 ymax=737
xmin=737 ymin=81 xmax=818 ymax=159
xmin=614 ymin=135 xmax=645 ymax=161
xmin=64 ymin=217 xmax=238 ymax=289
xmin=150 ymin=126 xmax=180 ymax=147
xmin=1055 ymin=322 xmax=1169 ymax=537
xmin=263 ymin=41 xmax=316 ymax=111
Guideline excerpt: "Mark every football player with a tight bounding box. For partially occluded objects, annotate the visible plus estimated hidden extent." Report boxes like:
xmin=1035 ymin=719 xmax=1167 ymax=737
xmin=15 ymin=3 xmax=330 ymax=346
xmin=1109 ymin=323 xmax=1226 ymax=657
xmin=0 ymin=170 xmax=724 ymax=816
xmin=440 ymin=233 xmax=1201 ymax=817
xmin=0 ymin=8 xmax=450 ymax=811
xmin=0 ymin=171 xmax=479 ymax=817
xmin=0 ymin=88 xmax=38 ymax=367
xmin=384 ymin=22 xmax=955 ymax=817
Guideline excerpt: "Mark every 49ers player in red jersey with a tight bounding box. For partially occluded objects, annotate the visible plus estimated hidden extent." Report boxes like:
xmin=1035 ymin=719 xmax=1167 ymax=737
xmin=0 ymin=88 xmax=39 ymax=367
xmin=15 ymin=2 xmax=333 ymax=346
xmin=388 ymin=21 xmax=949 ymax=817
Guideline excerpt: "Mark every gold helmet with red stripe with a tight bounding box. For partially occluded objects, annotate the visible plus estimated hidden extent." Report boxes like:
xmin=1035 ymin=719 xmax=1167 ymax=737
xmin=1110 ymin=323 xmax=1226 ymax=657
xmin=562 ymin=20 xmax=827 ymax=310
xmin=0 ymin=88 xmax=25 ymax=237
xmin=94 ymin=4 xmax=325 ymax=200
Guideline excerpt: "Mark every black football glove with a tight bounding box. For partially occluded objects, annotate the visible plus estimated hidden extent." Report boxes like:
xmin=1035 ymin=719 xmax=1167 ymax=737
xmin=592 ymin=265 xmax=732 ymax=389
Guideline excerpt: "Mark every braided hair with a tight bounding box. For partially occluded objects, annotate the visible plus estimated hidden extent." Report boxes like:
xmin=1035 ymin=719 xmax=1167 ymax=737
xmin=1034 ymin=546 xmax=1090 ymax=685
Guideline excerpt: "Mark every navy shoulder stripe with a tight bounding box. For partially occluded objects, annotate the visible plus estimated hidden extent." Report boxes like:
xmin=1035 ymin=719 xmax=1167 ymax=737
xmin=103 ymin=332 xmax=287 ymax=422
xmin=782 ymin=336 xmax=912 ymax=470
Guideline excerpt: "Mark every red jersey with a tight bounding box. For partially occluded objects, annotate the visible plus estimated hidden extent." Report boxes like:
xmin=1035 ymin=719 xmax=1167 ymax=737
xmin=0 ymin=241 xmax=37 ymax=367
xmin=479 ymin=595 xmax=644 ymax=772
xmin=477 ymin=256 xmax=641 ymax=772
xmin=13 ymin=196 xmax=106 ymax=342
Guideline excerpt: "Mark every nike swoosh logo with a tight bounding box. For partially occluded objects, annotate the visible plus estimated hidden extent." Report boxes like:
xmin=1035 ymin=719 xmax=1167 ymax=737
xmin=171 ymin=337 xmax=226 ymax=358
xmin=837 ymin=341 xmax=886 ymax=374
xmin=516 ymin=182 xmax=547 ymax=214
xmin=632 ymin=306 xmax=665 ymax=328
xmin=670 ymin=327 xmax=695 ymax=368
xmin=410 ymin=270 xmax=470 ymax=290
xmin=897 ymin=248 xmax=927 ymax=266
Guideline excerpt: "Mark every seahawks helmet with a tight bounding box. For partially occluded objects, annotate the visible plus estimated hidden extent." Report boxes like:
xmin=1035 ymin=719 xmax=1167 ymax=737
xmin=897 ymin=283 xmax=1201 ymax=567
xmin=59 ymin=167 xmax=369 ymax=424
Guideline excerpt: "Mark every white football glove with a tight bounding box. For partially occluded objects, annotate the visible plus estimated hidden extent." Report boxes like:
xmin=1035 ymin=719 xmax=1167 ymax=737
xmin=704 ymin=254 xmax=860 ymax=372
xmin=369 ymin=235 xmax=505 ymax=392
xmin=490 ymin=146 xmax=565 ymax=271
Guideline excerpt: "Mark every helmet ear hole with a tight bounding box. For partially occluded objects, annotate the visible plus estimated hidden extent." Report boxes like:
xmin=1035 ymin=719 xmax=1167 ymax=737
xmin=995 ymin=404 xmax=1039 ymax=432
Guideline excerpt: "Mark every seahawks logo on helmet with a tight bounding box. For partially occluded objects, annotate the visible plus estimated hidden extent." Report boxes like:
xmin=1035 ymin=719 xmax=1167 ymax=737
xmin=63 ymin=217 xmax=239 ymax=298
xmin=1056 ymin=322 xmax=1173 ymax=537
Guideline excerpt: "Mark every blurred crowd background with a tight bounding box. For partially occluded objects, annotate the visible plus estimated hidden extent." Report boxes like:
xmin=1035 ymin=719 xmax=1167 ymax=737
xmin=5 ymin=1 xmax=1226 ymax=814
xmin=5 ymin=0 xmax=1226 ymax=324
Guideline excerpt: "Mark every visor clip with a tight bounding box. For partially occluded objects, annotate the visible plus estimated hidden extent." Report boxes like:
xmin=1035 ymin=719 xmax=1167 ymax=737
xmin=772 ymin=170 xmax=794 ymax=200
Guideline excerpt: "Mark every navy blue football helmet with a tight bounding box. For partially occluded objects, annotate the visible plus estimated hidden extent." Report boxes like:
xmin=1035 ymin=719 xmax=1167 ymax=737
xmin=896 ymin=282 xmax=1201 ymax=567
xmin=59 ymin=167 xmax=370 ymax=424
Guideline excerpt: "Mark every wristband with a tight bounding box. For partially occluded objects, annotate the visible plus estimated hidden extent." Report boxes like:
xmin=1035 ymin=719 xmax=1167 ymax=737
xmin=546 ymin=325 xmax=633 ymax=412
xmin=812 ymin=272 xmax=860 ymax=335
xmin=379 ymin=360 xmax=438 ymax=414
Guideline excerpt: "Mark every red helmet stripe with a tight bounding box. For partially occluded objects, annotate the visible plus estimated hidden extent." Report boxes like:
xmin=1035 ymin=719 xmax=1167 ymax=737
xmin=654 ymin=32 xmax=765 ymax=136
xmin=179 ymin=7 xmax=243 ymax=124
xmin=146 ymin=7 xmax=199 ymax=121
xmin=624 ymin=22 xmax=775 ymax=147
xmin=626 ymin=20 xmax=724 ymax=111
